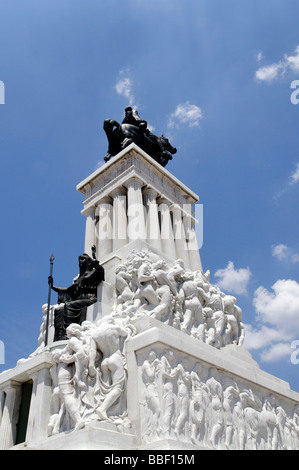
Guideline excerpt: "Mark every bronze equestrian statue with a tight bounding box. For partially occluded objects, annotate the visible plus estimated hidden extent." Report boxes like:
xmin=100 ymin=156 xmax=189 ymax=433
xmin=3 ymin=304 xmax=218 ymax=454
xmin=103 ymin=107 xmax=177 ymax=167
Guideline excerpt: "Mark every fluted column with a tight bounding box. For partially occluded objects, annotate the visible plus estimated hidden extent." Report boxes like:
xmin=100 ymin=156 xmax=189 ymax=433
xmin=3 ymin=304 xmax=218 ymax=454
xmin=184 ymin=215 xmax=202 ymax=272
xmin=0 ymin=390 xmax=5 ymax=424
xmin=84 ymin=206 xmax=96 ymax=256
xmin=0 ymin=382 xmax=21 ymax=449
xmin=111 ymin=187 xmax=127 ymax=251
xmin=158 ymin=197 xmax=176 ymax=260
xmin=172 ymin=205 xmax=190 ymax=266
xmin=143 ymin=187 xmax=162 ymax=251
xmin=125 ymin=177 xmax=146 ymax=242
xmin=96 ymin=196 xmax=113 ymax=260
xmin=25 ymin=368 xmax=52 ymax=443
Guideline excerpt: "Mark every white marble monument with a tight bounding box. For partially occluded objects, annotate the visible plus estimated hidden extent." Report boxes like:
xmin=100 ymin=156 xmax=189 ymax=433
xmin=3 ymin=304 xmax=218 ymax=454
xmin=0 ymin=144 xmax=298 ymax=450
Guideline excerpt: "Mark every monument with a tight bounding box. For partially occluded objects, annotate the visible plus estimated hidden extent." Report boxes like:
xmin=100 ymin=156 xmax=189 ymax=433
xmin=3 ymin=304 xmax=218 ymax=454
xmin=0 ymin=108 xmax=298 ymax=451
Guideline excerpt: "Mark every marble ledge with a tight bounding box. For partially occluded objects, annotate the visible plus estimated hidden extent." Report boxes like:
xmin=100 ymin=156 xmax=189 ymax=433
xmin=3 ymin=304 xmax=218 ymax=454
xmin=128 ymin=316 xmax=299 ymax=403
xmin=0 ymin=352 xmax=54 ymax=389
xmin=76 ymin=143 xmax=199 ymax=206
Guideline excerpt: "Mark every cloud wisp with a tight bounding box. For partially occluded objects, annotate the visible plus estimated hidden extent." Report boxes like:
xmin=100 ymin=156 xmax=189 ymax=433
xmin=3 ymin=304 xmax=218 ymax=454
xmin=272 ymin=243 xmax=299 ymax=264
xmin=115 ymin=67 xmax=136 ymax=107
xmin=214 ymin=261 xmax=252 ymax=296
xmin=168 ymin=101 xmax=203 ymax=130
xmin=255 ymin=45 xmax=299 ymax=82
xmin=290 ymin=162 xmax=299 ymax=185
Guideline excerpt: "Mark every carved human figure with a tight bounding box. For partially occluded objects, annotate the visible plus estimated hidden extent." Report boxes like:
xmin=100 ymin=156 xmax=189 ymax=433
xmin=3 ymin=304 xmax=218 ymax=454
xmin=189 ymin=363 xmax=209 ymax=444
xmin=292 ymin=404 xmax=299 ymax=448
xmin=148 ymin=260 xmax=177 ymax=321
xmin=223 ymin=295 xmax=243 ymax=346
xmin=204 ymin=307 xmax=225 ymax=348
xmin=141 ymin=350 xmax=162 ymax=439
xmin=261 ymin=394 xmax=279 ymax=450
xmin=233 ymin=387 xmax=257 ymax=449
xmin=161 ymin=349 xmax=178 ymax=436
xmin=174 ymin=361 xmax=191 ymax=439
xmin=275 ymin=402 xmax=291 ymax=449
xmin=136 ymin=261 xmax=159 ymax=308
xmin=48 ymin=363 xmax=62 ymax=436
xmin=222 ymin=378 xmax=240 ymax=449
xmin=88 ymin=316 xmax=131 ymax=420
xmin=51 ymin=348 xmax=85 ymax=432
xmin=179 ymin=272 xmax=205 ymax=340
xmin=206 ymin=368 xmax=224 ymax=448
xmin=115 ymin=264 xmax=134 ymax=305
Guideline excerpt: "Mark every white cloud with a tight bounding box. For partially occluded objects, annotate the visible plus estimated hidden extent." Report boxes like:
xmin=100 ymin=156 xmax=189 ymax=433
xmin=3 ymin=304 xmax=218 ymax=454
xmin=260 ymin=342 xmax=294 ymax=363
xmin=272 ymin=243 xmax=299 ymax=264
xmin=274 ymin=162 xmax=299 ymax=200
xmin=255 ymin=45 xmax=299 ymax=82
xmin=290 ymin=162 xmax=299 ymax=185
xmin=115 ymin=68 xmax=135 ymax=106
xmin=168 ymin=102 xmax=203 ymax=129
xmin=244 ymin=279 xmax=299 ymax=363
xmin=256 ymin=51 xmax=263 ymax=63
xmin=286 ymin=45 xmax=299 ymax=72
xmin=255 ymin=63 xmax=283 ymax=82
xmin=244 ymin=324 xmax=291 ymax=350
xmin=253 ymin=279 xmax=299 ymax=334
xmin=292 ymin=253 xmax=299 ymax=264
xmin=271 ymin=243 xmax=289 ymax=261
xmin=214 ymin=261 xmax=252 ymax=295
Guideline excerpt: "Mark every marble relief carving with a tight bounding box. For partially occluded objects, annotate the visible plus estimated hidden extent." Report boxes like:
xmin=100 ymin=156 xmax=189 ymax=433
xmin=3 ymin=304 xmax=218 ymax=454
xmin=48 ymin=316 xmax=136 ymax=436
xmin=46 ymin=249 xmax=246 ymax=436
xmin=43 ymin=250 xmax=298 ymax=447
xmin=113 ymin=250 xmax=245 ymax=348
xmin=138 ymin=347 xmax=299 ymax=450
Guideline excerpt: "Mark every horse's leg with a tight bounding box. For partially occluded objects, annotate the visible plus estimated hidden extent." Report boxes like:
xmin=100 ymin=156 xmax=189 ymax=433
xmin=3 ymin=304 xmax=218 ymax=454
xmin=120 ymin=137 xmax=134 ymax=150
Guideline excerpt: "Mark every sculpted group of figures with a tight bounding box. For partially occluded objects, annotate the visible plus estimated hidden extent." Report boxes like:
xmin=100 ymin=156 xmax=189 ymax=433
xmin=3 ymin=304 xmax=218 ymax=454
xmin=48 ymin=315 xmax=136 ymax=436
xmin=140 ymin=348 xmax=299 ymax=450
xmin=114 ymin=250 xmax=245 ymax=348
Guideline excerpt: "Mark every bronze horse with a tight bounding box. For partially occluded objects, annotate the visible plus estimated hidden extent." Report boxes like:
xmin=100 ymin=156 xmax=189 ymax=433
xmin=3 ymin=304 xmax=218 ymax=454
xmin=103 ymin=118 xmax=177 ymax=167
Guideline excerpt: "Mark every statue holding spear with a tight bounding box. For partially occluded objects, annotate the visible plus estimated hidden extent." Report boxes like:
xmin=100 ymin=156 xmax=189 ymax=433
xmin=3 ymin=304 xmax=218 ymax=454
xmin=45 ymin=247 xmax=104 ymax=343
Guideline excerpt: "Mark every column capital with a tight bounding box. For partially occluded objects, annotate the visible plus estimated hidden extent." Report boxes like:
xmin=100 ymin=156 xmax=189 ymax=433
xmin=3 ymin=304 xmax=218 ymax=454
xmin=109 ymin=186 xmax=127 ymax=198
xmin=157 ymin=196 xmax=171 ymax=206
xmin=2 ymin=380 xmax=21 ymax=394
xmin=143 ymin=186 xmax=160 ymax=199
xmin=170 ymin=203 xmax=182 ymax=214
xmin=95 ymin=196 xmax=113 ymax=214
xmin=123 ymin=175 xmax=144 ymax=188
xmin=84 ymin=205 xmax=96 ymax=215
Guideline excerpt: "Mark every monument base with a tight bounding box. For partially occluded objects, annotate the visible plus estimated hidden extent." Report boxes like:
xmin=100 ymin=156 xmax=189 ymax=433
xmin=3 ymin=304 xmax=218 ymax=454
xmin=2 ymin=318 xmax=298 ymax=451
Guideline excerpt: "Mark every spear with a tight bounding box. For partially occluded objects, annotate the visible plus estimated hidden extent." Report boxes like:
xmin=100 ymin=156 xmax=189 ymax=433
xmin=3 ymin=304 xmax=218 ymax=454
xmin=45 ymin=254 xmax=54 ymax=347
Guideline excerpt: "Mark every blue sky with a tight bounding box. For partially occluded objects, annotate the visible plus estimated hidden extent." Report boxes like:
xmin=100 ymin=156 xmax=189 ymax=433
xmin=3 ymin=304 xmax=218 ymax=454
xmin=0 ymin=0 xmax=299 ymax=392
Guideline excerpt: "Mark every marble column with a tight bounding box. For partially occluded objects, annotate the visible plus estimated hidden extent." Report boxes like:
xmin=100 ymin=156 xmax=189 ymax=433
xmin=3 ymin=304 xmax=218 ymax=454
xmin=84 ymin=206 xmax=96 ymax=256
xmin=0 ymin=389 xmax=5 ymax=424
xmin=111 ymin=187 xmax=127 ymax=251
xmin=172 ymin=205 xmax=190 ymax=267
xmin=158 ymin=197 xmax=176 ymax=260
xmin=25 ymin=368 xmax=52 ymax=443
xmin=183 ymin=215 xmax=202 ymax=272
xmin=96 ymin=196 xmax=113 ymax=260
xmin=143 ymin=187 xmax=162 ymax=251
xmin=126 ymin=177 xmax=146 ymax=242
xmin=0 ymin=382 xmax=21 ymax=449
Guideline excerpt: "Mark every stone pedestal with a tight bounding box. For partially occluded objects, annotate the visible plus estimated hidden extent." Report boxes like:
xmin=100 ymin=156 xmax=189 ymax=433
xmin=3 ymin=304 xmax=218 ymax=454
xmin=76 ymin=143 xmax=202 ymax=277
xmin=2 ymin=319 xmax=299 ymax=450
